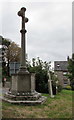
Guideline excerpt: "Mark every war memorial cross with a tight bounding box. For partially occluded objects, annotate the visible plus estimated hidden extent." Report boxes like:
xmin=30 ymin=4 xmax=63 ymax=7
xmin=18 ymin=7 xmax=28 ymax=72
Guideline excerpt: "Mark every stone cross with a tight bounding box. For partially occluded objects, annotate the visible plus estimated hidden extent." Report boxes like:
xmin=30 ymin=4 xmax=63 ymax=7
xmin=18 ymin=7 xmax=29 ymax=72
xmin=3 ymin=7 xmax=47 ymax=105
xmin=48 ymin=72 xmax=54 ymax=98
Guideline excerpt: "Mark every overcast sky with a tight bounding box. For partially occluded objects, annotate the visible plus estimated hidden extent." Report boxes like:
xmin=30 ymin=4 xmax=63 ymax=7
xmin=0 ymin=0 xmax=73 ymax=62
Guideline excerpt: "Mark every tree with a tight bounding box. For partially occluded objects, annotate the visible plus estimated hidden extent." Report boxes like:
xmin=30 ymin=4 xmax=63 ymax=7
xmin=6 ymin=42 xmax=21 ymax=76
xmin=6 ymin=42 xmax=21 ymax=62
xmin=1 ymin=37 xmax=21 ymax=77
xmin=50 ymin=71 xmax=62 ymax=93
xmin=28 ymin=57 xmax=51 ymax=93
xmin=1 ymin=37 xmax=11 ymax=78
xmin=67 ymin=54 xmax=74 ymax=90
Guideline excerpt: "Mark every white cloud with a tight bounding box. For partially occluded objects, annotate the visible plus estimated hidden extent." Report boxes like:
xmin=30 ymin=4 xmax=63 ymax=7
xmin=0 ymin=1 xmax=72 ymax=62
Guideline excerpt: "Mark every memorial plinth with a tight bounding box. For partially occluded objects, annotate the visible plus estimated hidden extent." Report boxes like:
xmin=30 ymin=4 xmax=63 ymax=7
xmin=11 ymin=73 xmax=31 ymax=94
xmin=3 ymin=7 xmax=47 ymax=105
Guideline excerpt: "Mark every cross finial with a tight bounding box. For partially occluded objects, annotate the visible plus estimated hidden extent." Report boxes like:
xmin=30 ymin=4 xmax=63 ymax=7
xmin=18 ymin=7 xmax=29 ymax=22
xmin=18 ymin=7 xmax=26 ymax=17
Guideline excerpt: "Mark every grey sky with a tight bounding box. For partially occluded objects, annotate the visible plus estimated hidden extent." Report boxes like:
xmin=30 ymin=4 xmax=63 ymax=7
xmin=0 ymin=0 xmax=72 ymax=62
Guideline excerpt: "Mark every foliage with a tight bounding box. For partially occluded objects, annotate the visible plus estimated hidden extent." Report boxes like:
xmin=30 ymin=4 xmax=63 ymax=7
xmin=57 ymin=84 xmax=63 ymax=92
xmin=64 ymin=85 xmax=72 ymax=90
xmin=1 ymin=37 xmax=21 ymax=78
xmin=27 ymin=57 xmax=62 ymax=94
xmin=1 ymin=37 xmax=11 ymax=78
xmin=67 ymin=54 xmax=74 ymax=90
xmin=6 ymin=42 xmax=21 ymax=62
xmin=0 ymin=67 xmax=2 ymax=83
xmin=2 ymin=37 xmax=10 ymax=47
xmin=50 ymin=71 xmax=62 ymax=93
xmin=28 ymin=57 xmax=51 ymax=93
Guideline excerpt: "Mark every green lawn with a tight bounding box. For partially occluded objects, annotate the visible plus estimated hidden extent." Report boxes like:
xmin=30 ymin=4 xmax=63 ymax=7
xmin=2 ymin=90 xmax=73 ymax=119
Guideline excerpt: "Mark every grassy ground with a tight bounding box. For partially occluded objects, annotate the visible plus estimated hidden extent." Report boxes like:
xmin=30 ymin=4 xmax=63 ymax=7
xmin=2 ymin=90 xmax=73 ymax=119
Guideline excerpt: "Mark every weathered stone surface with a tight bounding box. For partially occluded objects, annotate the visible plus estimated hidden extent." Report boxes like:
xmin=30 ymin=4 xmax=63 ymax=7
xmin=3 ymin=7 xmax=47 ymax=105
xmin=3 ymin=94 xmax=46 ymax=105
xmin=11 ymin=73 xmax=36 ymax=95
xmin=11 ymin=73 xmax=31 ymax=94
xmin=3 ymin=71 xmax=47 ymax=105
xmin=4 ymin=92 xmax=41 ymax=101
xmin=31 ymin=73 xmax=35 ymax=92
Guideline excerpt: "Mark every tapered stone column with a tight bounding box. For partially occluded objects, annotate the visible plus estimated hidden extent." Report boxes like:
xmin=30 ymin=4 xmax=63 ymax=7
xmin=18 ymin=7 xmax=29 ymax=73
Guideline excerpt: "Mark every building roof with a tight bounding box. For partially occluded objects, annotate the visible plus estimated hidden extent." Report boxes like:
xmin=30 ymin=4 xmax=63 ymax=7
xmin=54 ymin=61 xmax=68 ymax=71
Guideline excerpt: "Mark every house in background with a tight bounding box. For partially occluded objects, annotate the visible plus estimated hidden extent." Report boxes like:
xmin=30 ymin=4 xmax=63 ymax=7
xmin=54 ymin=61 xmax=70 ymax=88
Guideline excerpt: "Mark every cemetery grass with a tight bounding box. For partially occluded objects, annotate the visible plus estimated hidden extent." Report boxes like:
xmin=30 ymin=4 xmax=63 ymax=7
xmin=2 ymin=90 xmax=73 ymax=119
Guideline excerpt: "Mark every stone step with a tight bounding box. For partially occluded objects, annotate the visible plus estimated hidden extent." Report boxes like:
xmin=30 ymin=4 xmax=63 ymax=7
xmin=4 ymin=92 xmax=41 ymax=101
xmin=2 ymin=96 xmax=47 ymax=105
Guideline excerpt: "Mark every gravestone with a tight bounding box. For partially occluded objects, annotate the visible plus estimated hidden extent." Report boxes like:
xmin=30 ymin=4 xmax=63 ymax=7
xmin=48 ymin=72 xmax=54 ymax=98
xmin=3 ymin=7 xmax=46 ymax=104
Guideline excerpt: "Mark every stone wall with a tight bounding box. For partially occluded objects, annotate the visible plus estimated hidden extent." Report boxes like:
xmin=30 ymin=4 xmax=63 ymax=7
xmin=55 ymin=71 xmax=70 ymax=88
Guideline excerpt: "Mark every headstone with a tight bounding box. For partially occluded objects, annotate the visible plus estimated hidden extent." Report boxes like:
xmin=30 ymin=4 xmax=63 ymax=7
xmin=3 ymin=7 xmax=47 ymax=105
xmin=48 ymin=72 xmax=54 ymax=98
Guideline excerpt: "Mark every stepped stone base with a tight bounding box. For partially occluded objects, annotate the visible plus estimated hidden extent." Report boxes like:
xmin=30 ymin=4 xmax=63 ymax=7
xmin=3 ymin=91 xmax=47 ymax=105
xmin=2 ymin=73 xmax=47 ymax=105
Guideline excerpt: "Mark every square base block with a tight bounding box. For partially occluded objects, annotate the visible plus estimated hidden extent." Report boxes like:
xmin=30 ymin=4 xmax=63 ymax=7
xmin=11 ymin=73 xmax=31 ymax=94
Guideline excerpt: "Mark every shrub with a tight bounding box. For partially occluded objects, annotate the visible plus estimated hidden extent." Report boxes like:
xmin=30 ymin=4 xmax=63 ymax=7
xmin=57 ymin=84 xmax=63 ymax=92
xmin=35 ymin=71 xmax=48 ymax=93
xmin=64 ymin=85 xmax=72 ymax=90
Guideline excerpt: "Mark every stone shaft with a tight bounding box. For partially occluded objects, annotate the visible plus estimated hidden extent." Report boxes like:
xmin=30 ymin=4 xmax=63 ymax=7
xmin=18 ymin=7 xmax=28 ymax=71
xmin=21 ymin=16 xmax=26 ymax=67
